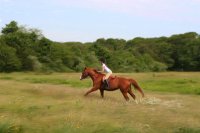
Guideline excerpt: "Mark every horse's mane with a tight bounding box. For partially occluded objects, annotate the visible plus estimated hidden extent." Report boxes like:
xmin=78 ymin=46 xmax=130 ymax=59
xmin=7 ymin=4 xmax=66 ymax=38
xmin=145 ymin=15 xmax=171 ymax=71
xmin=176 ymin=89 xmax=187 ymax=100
xmin=93 ymin=69 xmax=104 ymax=75
xmin=84 ymin=67 xmax=104 ymax=76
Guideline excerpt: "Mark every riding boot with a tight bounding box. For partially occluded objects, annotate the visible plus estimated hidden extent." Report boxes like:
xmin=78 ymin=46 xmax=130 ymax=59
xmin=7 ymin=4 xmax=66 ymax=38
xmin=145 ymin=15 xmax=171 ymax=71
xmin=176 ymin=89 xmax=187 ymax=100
xmin=105 ymin=79 xmax=109 ymax=89
xmin=102 ymin=80 xmax=106 ymax=89
xmin=102 ymin=80 xmax=107 ymax=89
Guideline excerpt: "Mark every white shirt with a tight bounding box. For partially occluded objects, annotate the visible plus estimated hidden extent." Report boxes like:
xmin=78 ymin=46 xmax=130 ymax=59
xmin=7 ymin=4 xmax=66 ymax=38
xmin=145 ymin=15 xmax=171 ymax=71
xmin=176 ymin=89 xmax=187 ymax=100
xmin=102 ymin=63 xmax=112 ymax=73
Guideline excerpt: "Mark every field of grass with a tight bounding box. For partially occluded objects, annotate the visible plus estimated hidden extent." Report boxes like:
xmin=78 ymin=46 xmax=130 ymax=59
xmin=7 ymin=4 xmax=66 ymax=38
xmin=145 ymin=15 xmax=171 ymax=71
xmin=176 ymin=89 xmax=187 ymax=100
xmin=0 ymin=72 xmax=200 ymax=133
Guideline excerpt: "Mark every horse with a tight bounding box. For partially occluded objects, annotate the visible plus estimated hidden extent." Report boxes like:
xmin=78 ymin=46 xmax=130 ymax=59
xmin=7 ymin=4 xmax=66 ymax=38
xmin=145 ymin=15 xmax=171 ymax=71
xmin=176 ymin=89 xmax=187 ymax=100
xmin=80 ymin=67 xmax=144 ymax=101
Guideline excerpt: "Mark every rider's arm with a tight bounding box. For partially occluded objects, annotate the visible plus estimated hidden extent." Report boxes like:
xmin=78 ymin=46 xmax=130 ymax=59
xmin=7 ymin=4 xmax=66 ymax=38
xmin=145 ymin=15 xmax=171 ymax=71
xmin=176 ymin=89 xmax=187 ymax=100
xmin=101 ymin=64 xmax=105 ymax=73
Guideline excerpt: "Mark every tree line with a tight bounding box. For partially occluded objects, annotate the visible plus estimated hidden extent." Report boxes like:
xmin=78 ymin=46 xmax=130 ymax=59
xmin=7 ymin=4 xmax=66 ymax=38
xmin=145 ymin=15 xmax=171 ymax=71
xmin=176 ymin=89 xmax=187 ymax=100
xmin=0 ymin=21 xmax=200 ymax=72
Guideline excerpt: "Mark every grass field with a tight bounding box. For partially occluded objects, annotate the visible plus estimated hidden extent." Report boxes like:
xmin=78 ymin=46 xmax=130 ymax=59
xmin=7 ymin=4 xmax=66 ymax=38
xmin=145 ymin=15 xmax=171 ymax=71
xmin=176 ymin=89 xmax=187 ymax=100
xmin=0 ymin=72 xmax=200 ymax=133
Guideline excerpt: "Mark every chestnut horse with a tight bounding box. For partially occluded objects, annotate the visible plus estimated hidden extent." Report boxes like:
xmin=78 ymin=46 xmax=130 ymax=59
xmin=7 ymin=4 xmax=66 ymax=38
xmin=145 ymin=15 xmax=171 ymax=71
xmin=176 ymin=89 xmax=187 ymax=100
xmin=80 ymin=67 xmax=144 ymax=101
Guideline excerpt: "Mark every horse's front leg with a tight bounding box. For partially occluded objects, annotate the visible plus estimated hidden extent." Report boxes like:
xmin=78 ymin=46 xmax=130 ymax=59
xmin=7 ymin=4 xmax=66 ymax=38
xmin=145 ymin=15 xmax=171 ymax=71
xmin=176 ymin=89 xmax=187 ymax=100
xmin=84 ymin=87 xmax=99 ymax=96
xmin=100 ymin=89 xmax=104 ymax=98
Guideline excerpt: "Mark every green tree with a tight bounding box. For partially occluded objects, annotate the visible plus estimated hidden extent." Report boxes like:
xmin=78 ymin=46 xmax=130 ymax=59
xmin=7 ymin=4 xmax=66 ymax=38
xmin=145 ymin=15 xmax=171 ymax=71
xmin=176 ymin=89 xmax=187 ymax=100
xmin=0 ymin=44 xmax=21 ymax=72
xmin=1 ymin=21 xmax=19 ymax=34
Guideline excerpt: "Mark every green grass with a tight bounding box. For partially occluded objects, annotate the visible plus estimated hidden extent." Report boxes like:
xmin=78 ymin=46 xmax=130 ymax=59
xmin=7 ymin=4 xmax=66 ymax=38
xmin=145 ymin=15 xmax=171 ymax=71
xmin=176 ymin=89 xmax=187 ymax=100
xmin=0 ymin=72 xmax=200 ymax=133
xmin=118 ymin=72 xmax=200 ymax=95
xmin=0 ymin=72 xmax=92 ymax=89
xmin=0 ymin=72 xmax=200 ymax=94
xmin=175 ymin=127 xmax=200 ymax=133
xmin=141 ymin=78 xmax=200 ymax=94
xmin=0 ymin=121 xmax=23 ymax=133
xmin=0 ymin=76 xmax=14 ymax=80
xmin=22 ymin=77 xmax=90 ymax=88
xmin=53 ymin=123 xmax=137 ymax=133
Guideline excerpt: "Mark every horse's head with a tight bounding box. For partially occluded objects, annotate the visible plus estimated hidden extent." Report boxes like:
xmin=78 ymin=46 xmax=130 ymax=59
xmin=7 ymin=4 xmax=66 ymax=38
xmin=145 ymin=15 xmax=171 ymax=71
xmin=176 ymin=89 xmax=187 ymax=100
xmin=80 ymin=67 xmax=101 ymax=80
xmin=80 ymin=67 xmax=90 ymax=80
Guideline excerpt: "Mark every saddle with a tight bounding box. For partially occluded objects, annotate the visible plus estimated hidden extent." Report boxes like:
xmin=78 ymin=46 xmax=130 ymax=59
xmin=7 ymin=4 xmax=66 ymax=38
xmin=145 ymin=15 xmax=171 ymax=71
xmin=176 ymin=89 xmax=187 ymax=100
xmin=102 ymin=76 xmax=116 ymax=89
xmin=102 ymin=75 xmax=116 ymax=80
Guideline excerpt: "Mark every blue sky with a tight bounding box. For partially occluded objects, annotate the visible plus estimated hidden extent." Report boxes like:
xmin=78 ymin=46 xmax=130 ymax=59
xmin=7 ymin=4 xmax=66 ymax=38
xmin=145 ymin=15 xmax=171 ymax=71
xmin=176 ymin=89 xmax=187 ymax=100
xmin=0 ymin=0 xmax=200 ymax=42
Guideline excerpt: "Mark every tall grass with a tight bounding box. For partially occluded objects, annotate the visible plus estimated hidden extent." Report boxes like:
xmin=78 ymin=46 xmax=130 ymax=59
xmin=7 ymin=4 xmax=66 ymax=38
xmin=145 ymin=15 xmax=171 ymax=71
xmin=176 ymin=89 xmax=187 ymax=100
xmin=0 ymin=72 xmax=200 ymax=133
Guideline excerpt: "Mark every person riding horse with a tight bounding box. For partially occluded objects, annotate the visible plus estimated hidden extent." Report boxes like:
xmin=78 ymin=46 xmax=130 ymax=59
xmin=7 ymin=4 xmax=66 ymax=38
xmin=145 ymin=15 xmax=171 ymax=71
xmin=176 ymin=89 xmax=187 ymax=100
xmin=80 ymin=67 xmax=144 ymax=101
xmin=99 ymin=58 xmax=112 ymax=89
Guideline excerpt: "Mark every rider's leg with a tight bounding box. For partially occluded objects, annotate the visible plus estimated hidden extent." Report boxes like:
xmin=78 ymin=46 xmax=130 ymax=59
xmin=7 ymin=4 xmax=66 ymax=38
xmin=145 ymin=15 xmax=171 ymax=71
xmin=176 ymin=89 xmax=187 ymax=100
xmin=104 ymin=72 xmax=112 ymax=88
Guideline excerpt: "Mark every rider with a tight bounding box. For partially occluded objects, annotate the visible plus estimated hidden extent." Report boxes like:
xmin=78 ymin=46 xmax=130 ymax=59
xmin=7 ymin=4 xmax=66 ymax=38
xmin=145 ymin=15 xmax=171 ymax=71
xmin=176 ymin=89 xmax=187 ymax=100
xmin=99 ymin=58 xmax=112 ymax=88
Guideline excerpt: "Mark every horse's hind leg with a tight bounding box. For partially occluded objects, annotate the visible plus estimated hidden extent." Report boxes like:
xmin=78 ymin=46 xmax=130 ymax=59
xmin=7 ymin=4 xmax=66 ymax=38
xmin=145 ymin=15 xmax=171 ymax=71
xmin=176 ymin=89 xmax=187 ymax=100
xmin=128 ymin=89 xmax=136 ymax=100
xmin=122 ymin=92 xmax=129 ymax=101
xmin=120 ymin=89 xmax=129 ymax=101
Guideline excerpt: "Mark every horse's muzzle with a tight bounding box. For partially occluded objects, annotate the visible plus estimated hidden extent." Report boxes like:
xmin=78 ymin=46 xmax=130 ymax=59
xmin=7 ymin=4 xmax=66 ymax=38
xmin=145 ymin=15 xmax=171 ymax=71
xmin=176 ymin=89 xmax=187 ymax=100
xmin=80 ymin=76 xmax=83 ymax=80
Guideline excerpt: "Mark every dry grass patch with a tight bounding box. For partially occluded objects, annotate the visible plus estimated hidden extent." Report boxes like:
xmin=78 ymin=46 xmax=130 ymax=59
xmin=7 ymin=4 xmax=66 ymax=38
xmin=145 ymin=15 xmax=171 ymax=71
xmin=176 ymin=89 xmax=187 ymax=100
xmin=0 ymin=73 xmax=200 ymax=133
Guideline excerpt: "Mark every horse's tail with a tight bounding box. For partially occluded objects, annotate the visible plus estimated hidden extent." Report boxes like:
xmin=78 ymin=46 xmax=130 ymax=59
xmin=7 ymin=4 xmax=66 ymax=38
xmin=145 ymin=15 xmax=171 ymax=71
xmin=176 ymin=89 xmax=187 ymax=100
xmin=129 ymin=79 xmax=144 ymax=97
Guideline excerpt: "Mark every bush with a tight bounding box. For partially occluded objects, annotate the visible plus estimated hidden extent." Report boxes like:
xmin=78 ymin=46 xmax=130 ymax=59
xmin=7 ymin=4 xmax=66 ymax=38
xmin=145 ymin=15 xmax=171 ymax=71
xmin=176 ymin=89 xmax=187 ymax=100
xmin=0 ymin=44 xmax=21 ymax=72
xmin=27 ymin=55 xmax=42 ymax=71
